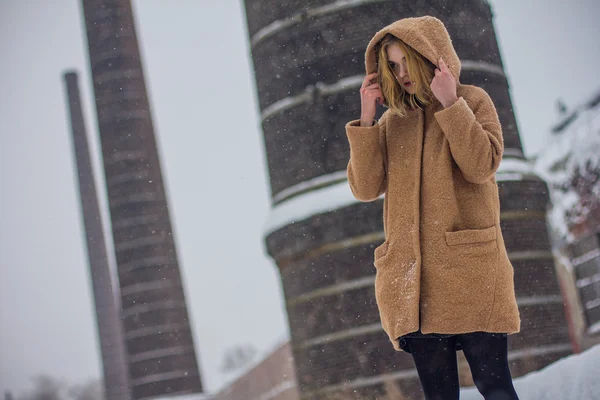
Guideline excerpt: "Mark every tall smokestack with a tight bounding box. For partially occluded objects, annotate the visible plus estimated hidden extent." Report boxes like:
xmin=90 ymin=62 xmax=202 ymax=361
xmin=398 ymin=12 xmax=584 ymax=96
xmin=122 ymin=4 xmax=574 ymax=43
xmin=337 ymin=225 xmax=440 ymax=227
xmin=244 ymin=0 xmax=572 ymax=397
xmin=64 ymin=71 xmax=131 ymax=400
xmin=80 ymin=1 xmax=203 ymax=398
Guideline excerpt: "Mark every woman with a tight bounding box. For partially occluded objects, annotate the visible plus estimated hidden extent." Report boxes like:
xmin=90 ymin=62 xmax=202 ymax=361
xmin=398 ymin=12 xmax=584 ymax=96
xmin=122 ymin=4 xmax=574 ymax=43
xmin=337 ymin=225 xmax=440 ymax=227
xmin=345 ymin=16 xmax=521 ymax=399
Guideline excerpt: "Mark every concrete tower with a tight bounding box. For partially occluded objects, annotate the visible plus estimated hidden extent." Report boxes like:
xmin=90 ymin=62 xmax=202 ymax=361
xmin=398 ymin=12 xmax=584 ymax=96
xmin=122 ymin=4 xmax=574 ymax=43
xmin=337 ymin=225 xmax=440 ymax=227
xmin=80 ymin=1 xmax=202 ymax=398
xmin=244 ymin=0 xmax=572 ymax=398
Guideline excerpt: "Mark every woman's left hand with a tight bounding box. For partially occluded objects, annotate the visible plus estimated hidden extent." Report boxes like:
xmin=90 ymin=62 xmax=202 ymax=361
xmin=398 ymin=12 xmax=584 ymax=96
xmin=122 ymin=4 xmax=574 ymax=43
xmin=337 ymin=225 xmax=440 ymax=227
xmin=431 ymin=57 xmax=459 ymax=108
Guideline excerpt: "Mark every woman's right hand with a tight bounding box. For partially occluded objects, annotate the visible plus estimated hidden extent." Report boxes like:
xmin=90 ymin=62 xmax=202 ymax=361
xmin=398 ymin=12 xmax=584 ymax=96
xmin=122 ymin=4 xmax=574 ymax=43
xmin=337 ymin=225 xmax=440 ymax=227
xmin=360 ymin=72 xmax=384 ymax=126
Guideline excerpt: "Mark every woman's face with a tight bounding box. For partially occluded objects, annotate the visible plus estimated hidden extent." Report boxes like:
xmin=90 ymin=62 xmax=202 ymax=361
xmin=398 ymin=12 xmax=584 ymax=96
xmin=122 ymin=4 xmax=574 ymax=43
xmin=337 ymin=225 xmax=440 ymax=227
xmin=386 ymin=43 xmax=416 ymax=94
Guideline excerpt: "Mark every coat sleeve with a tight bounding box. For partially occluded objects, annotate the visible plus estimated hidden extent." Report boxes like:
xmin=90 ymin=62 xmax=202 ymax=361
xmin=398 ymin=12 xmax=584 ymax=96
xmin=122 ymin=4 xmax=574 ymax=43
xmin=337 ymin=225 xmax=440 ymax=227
xmin=434 ymin=88 xmax=504 ymax=184
xmin=345 ymin=112 xmax=388 ymax=202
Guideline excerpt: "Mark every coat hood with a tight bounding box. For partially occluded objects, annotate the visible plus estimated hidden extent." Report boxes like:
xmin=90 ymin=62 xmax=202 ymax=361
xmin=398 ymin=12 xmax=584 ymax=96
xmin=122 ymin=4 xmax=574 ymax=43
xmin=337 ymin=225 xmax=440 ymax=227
xmin=365 ymin=16 xmax=461 ymax=83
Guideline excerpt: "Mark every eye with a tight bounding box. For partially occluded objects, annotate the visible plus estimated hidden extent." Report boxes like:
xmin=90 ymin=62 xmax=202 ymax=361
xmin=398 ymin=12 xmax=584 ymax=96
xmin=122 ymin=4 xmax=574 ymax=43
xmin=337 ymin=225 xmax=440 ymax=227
xmin=389 ymin=62 xmax=396 ymax=68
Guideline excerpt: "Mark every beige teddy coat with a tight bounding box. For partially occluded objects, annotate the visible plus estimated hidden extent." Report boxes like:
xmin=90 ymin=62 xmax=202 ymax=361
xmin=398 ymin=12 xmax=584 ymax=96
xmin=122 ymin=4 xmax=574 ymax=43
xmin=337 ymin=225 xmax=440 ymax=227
xmin=346 ymin=16 xmax=521 ymax=352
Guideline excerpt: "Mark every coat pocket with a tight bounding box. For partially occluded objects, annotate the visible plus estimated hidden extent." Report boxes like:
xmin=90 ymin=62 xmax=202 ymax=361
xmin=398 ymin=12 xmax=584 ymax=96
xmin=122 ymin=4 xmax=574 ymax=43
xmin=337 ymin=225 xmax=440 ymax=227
xmin=437 ymin=226 xmax=500 ymax=309
xmin=445 ymin=225 xmax=497 ymax=246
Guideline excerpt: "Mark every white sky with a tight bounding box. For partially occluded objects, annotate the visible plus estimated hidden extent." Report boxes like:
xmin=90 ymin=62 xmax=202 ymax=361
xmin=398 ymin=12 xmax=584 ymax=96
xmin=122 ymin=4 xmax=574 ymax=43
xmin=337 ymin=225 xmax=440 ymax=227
xmin=1 ymin=0 xmax=599 ymax=395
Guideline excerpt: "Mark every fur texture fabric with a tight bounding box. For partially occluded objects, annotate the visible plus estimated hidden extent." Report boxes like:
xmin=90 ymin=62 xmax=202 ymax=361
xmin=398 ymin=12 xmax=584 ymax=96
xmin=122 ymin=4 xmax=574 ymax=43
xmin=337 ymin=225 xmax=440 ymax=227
xmin=346 ymin=16 xmax=521 ymax=352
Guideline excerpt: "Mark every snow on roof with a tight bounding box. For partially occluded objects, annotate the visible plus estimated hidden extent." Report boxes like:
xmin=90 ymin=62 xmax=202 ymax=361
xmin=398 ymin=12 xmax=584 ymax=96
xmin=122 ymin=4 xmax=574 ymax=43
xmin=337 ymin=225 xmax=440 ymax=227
xmin=532 ymin=87 xmax=600 ymax=243
xmin=534 ymin=88 xmax=600 ymax=173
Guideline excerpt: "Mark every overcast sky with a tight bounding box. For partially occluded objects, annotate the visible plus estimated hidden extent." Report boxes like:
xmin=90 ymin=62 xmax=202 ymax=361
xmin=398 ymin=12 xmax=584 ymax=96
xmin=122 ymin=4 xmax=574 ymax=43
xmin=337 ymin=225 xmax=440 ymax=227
xmin=1 ymin=0 xmax=599 ymax=395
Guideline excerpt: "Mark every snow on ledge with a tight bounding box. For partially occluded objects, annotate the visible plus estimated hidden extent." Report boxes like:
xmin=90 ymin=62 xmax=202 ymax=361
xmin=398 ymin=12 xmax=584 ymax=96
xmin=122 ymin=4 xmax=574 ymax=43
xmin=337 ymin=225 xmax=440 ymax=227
xmin=461 ymin=344 xmax=600 ymax=400
xmin=263 ymin=157 xmax=533 ymax=236
xmin=263 ymin=179 xmax=360 ymax=235
xmin=497 ymin=157 xmax=535 ymax=174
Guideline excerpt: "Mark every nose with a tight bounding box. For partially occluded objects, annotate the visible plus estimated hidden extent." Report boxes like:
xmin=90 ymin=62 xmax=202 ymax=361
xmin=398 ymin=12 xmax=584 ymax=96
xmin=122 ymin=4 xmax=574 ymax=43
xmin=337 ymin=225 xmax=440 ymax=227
xmin=399 ymin=65 xmax=407 ymax=77
xmin=397 ymin=64 xmax=408 ymax=80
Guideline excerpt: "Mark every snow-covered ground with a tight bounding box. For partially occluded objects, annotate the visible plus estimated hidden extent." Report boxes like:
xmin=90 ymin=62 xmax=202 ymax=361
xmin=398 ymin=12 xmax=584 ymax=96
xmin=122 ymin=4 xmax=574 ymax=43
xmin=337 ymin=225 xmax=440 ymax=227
xmin=461 ymin=344 xmax=600 ymax=400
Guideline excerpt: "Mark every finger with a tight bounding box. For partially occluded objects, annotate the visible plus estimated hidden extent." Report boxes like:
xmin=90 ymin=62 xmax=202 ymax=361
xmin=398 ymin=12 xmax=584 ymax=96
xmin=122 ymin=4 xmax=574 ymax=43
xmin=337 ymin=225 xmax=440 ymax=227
xmin=367 ymin=90 xmax=382 ymax=99
xmin=362 ymin=73 xmax=378 ymax=87
xmin=439 ymin=58 xmax=450 ymax=73
xmin=362 ymin=84 xmax=381 ymax=94
xmin=373 ymin=92 xmax=384 ymax=104
xmin=434 ymin=68 xmax=440 ymax=76
xmin=373 ymin=95 xmax=383 ymax=105
xmin=367 ymin=90 xmax=383 ymax=100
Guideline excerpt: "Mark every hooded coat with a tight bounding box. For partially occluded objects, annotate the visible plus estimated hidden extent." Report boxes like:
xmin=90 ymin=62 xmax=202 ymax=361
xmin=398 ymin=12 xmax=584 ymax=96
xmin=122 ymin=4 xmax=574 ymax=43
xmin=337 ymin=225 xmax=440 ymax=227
xmin=345 ymin=16 xmax=521 ymax=352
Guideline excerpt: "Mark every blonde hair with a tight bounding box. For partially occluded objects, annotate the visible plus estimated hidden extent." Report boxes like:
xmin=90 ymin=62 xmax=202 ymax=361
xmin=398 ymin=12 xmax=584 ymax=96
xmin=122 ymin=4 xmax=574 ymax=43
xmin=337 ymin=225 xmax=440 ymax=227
xmin=375 ymin=34 xmax=436 ymax=117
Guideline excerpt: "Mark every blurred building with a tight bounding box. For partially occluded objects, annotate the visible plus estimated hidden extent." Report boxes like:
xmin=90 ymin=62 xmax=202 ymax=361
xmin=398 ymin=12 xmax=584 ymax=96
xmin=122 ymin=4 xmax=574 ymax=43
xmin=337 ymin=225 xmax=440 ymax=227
xmin=243 ymin=0 xmax=572 ymax=398
xmin=211 ymin=342 xmax=300 ymax=400
xmin=80 ymin=1 xmax=203 ymax=398
xmin=533 ymin=89 xmax=600 ymax=352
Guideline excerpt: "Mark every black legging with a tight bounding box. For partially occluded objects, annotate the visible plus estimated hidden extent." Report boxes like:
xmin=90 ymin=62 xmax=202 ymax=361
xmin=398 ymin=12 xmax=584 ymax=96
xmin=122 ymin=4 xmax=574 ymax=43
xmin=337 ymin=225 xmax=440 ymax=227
xmin=406 ymin=332 xmax=520 ymax=400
